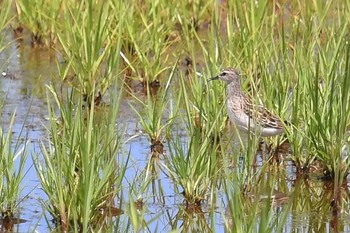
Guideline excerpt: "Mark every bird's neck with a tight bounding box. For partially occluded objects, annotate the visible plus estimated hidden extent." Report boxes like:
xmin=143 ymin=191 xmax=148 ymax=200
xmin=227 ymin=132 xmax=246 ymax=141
xmin=227 ymin=82 xmax=243 ymax=97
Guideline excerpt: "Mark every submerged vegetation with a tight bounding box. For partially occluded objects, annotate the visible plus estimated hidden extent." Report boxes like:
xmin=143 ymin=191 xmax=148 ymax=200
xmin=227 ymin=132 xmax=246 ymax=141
xmin=1 ymin=0 xmax=350 ymax=232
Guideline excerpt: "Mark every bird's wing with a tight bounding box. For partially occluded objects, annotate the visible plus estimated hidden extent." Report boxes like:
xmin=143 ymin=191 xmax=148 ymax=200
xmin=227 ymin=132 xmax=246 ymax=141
xmin=243 ymin=98 xmax=284 ymax=129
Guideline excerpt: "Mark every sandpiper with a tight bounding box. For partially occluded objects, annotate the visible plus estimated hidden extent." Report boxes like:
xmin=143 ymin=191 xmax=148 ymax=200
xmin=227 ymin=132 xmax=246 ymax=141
xmin=210 ymin=68 xmax=285 ymax=137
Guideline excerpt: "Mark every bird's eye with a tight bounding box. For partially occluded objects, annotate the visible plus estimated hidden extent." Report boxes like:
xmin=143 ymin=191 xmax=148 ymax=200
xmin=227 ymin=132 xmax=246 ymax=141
xmin=221 ymin=71 xmax=227 ymax=76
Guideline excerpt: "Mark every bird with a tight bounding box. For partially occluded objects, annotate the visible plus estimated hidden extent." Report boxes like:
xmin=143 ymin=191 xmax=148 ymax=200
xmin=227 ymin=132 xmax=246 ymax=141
xmin=210 ymin=68 xmax=285 ymax=137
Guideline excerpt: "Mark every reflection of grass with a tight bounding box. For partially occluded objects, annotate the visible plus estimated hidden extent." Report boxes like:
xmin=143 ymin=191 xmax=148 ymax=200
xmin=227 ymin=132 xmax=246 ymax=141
xmin=34 ymin=86 xmax=127 ymax=231
xmin=224 ymin=165 xmax=291 ymax=233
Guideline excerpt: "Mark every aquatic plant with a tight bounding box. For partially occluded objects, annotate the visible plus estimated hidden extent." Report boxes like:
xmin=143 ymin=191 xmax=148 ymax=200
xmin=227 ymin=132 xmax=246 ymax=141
xmin=0 ymin=0 xmax=12 ymax=52
xmin=14 ymin=0 xmax=63 ymax=46
xmin=0 ymin=110 xmax=28 ymax=224
xmin=56 ymin=0 xmax=119 ymax=107
xmin=2 ymin=0 xmax=350 ymax=232
xmin=224 ymin=164 xmax=291 ymax=233
xmin=120 ymin=0 xmax=175 ymax=87
xmin=129 ymin=64 xmax=177 ymax=157
xmin=34 ymin=86 xmax=127 ymax=232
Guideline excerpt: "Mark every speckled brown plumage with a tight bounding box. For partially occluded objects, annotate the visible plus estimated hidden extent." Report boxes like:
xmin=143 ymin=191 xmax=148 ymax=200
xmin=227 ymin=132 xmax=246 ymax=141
xmin=210 ymin=68 xmax=285 ymax=136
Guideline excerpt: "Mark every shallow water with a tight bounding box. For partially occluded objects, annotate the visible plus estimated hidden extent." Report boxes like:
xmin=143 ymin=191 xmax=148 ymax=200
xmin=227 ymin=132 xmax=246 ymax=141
xmin=1 ymin=28 xmax=350 ymax=233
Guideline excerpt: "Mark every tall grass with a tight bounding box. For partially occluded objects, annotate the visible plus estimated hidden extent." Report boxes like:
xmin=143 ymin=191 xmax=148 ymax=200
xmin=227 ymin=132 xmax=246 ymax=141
xmin=3 ymin=0 xmax=350 ymax=232
xmin=129 ymin=64 xmax=178 ymax=157
xmin=277 ymin=1 xmax=350 ymax=180
xmin=34 ymin=85 xmax=127 ymax=232
xmin=119 ymin=0 xmax=175 ymax=85
xmin=56 ymin=0 xmax=119 ymax=106
xmin=0 ymin=109 xmax=28 ymax=221
xmin=305 ymin=43 xmax=350 ymax=182
xmin=160 ymin=69 xmax=224 ymax=207
xmin=0 ymin=0 xmax=13 ymax=53
xmin=14 ymin=0 xmax=63 ymax=46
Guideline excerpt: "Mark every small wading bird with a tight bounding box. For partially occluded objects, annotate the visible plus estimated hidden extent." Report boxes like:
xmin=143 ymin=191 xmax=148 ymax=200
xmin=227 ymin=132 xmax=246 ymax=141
xmin=209 ymin=68 xmax=285 ymax=137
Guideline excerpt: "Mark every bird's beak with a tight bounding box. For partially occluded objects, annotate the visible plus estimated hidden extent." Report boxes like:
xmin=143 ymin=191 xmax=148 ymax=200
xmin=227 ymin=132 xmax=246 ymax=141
xmin=208 ymin=76 xmax=219 ymax=82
